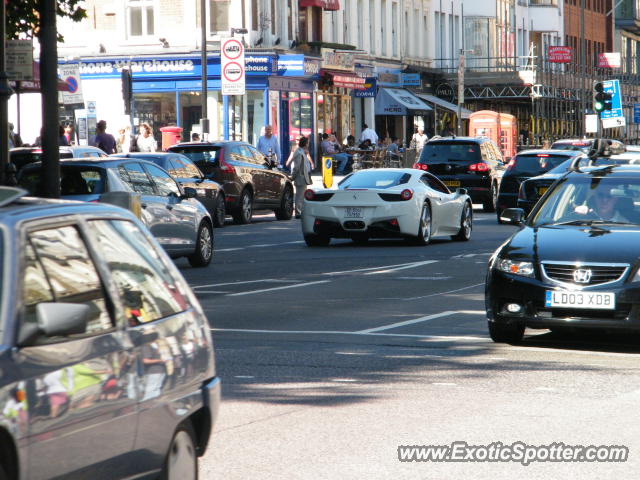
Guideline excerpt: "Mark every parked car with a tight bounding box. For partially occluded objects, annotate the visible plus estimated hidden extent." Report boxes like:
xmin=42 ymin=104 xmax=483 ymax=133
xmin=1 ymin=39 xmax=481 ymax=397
xmin=302 ymin=168 xmax=472 ymax=246
xmin=517 ymin=151 xmax=640 ymax=214
xmin=0 ymin=187 xmax=220 ymax=480
xmin=18 ymin=158 xmax=214 ymax=267
xmin=413 ymin=136 xmax=505 ymax=212
xmin=168 ymin=141 xmax=294 ymax=224
xmin=550 ymin=138 xmax=594 ymax=152
xmin=112 ymin=152 xmax=227 ymax=227
xmin=496 ymin=149 xmax=583 ymax=222
xmin=10 ymin=146 xmax=109 ymax=172
xmin=488 ymin=163 xmax=640 ymax=344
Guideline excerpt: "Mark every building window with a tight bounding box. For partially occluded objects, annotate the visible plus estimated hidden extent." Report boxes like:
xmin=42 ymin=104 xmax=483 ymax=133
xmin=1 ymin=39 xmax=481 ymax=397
xmin=127 ymin=0 xmax=155 ymax=38
xmin=210 ymin=0 xmax=230 ymax=33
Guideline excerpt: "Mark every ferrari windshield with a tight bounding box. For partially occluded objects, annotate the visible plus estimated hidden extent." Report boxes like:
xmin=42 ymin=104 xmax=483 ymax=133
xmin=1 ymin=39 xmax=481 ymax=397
xmin=339 ymin=171 xmax=412 ymax=189
xmin=530 ymin=175 xmax=640 ymax=227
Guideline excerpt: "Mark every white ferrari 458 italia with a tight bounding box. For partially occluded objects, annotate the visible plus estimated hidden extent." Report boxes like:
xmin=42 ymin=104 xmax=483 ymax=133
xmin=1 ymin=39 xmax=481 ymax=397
xmin=301 ymin=168 xmax=473 ymax=246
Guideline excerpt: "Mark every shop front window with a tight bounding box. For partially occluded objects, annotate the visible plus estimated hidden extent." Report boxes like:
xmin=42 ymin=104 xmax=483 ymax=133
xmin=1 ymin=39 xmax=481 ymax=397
xmin=133 ymin=92 xmax=176 ymax=139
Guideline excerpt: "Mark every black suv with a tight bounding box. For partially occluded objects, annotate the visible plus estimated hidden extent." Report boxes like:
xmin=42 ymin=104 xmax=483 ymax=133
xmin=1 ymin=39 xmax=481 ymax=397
xmin=413 ymin=137 xmax=505 ymax=212
xmin=496 ymin=149 xmax=582 ymax=222
xmin=168 ymin=141 xmax=294 ymax=224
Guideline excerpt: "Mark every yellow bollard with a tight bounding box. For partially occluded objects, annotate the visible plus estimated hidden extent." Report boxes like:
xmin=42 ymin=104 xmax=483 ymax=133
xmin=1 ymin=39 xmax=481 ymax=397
xmin=322 ymin=156 xmax=333 ymax=189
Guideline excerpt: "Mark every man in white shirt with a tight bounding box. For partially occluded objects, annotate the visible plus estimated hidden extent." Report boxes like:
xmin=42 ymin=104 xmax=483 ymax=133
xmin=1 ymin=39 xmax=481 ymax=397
xmin=359 ymin=124 xmax=378 ymax=145
xmin=411 ymin=127 xmax=428 ymax=151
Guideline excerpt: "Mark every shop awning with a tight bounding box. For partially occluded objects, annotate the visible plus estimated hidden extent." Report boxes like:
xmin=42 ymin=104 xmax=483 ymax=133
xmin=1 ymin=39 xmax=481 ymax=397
xmin=323 ymin=70 xmax=366 ymax=89
xmin=416 ymin=93 xmax=472 ymax=119
xmin=299 ymin=0 xmax=340 ymax=10
xmin=375 ymin=88 xmax=432 ymax=116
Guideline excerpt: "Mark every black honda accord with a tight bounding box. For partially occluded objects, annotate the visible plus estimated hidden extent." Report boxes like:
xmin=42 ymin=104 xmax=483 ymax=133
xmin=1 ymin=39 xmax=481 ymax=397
xmin=487 ymin=164 xmax=640 ymax=343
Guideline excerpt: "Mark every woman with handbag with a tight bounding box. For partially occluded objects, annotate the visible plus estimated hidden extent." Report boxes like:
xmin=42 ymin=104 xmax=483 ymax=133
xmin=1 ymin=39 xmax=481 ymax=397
xmin=291 ymin=136 xmax=313 ymax=218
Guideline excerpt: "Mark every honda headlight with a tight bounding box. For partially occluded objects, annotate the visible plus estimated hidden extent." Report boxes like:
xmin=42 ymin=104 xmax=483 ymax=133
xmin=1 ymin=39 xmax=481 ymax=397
xmin=496 ymin=258 xmax=535 ymax=278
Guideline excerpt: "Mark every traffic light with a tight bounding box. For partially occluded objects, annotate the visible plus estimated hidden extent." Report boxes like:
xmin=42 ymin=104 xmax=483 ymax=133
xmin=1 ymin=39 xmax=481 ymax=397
xmin=593 ymin=81 xmax=613 ymax=114
xmin=121 ymin=68 xmax=133 ymax=115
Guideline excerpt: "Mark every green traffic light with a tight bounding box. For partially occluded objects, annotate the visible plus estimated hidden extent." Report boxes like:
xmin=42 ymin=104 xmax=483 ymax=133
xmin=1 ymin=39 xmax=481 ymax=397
xmin=594 ymin=101 xmax=604 ymax=112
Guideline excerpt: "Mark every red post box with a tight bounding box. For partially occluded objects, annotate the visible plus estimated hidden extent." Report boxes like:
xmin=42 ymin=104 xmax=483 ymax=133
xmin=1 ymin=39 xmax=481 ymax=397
xmin=160 ymin=126 xmax=183 ymax=151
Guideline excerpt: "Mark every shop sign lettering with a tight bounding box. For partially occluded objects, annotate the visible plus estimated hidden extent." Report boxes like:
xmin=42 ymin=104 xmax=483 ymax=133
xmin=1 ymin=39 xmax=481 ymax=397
xmin=321 ymin=48 xmax=354 ymax=71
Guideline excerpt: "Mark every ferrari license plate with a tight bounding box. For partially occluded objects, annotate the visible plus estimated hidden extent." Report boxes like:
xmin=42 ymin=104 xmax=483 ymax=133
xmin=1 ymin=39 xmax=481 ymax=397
xmin=344 ymin=207 xmax=363 ymax=218
xmin=444 ymin=180 xmax=461 ymax=187
xmin=545 ymin=290 xmax=615 ymax=310
xmin=538 ymin=186 xmax=548 ymax=196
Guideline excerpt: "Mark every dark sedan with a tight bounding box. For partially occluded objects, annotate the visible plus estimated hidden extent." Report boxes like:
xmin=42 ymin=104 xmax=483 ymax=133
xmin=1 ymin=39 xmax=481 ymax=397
xmin=112 ymin=152 xmax=226 ymax=227
xmin=487 ymin=164 xmax=640 ymax=344
xmin=10 ymin=146 xmax=109 ymax=173
xmin=0 ymin=188 xmax=219 ymax=479
xmin=168 ymin=141 xmax=294 ymax=224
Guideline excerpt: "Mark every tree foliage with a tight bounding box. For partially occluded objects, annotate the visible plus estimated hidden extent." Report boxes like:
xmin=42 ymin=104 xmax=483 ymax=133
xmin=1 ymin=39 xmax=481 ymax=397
xmin=6 ymin=0 xmax=87 ymax=41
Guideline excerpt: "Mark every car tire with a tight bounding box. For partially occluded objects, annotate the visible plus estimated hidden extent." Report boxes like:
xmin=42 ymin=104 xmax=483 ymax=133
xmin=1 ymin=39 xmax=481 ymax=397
xmin=212 ymin=195 xmax=226 ymax=228
xmin=483 ymin=183 xmax=497 ymax=213
xmin=488 ymin=321 xmax=524 ymax=344
xmin=232 ymin=189 xmax=253 ymax=224
xmin=411 ymin=202 xmax=431 ymax=245
xmin=275 ymin=185 xmax=294 ymax=220
xmin=452 ymin=202 xmax=472 ymax=241
xmin=351 ymin=233 xmax=369 ymax=245
xmin=188 ymin=221 xmax=213 ymax=267
xmin=160 ymin=422 xmax=198 ymax=480
xmin=304 ymin=234 xmax=330 ymax=247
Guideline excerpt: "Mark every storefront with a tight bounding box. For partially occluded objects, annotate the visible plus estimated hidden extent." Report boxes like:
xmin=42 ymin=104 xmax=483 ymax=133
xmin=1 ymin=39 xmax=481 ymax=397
xmin=374 ymin=85 xmax=432 ymax=143
xmin=415 ymin=92 xmax=472 ymax=137
xmin=317 ymin=49 xmax=365 ymax=145
xmin=70 ymin=54 xmax=273 ymax=144
xmin=269 ymin=55 xmax=320 ymax=165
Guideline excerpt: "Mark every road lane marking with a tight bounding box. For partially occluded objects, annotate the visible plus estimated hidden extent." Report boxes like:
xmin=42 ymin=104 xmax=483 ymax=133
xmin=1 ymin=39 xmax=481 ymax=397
xmin=193 ymin=279 xmax=297 ymax=289
xmin=357 ymin=311 xmax=458 ymax=333
xmin=403 ymin=283 xmax=484 ymax=301
xmin=432 ymin=382 xmax=457 ymax=386
xmin=226 ymin=280 xmax=331 ymax=296
xmin=450 ymin=252 xmax=492 ymax=259
xmin=396 ymin=276 xmax=452 ymax=280
xmin=364 ymin=260 xmax=439 ymax=275
xmin=195 ymin=290 xmax=228 ymax=294
xmin=322 ymin=261 xmax=433 ymax=275
xmin=216 ymin=248 xmax=244 ymax=252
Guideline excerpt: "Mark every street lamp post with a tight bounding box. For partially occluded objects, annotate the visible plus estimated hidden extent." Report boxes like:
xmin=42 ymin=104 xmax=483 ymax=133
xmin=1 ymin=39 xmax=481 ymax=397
xmin=200 ymin=0 xmax=209 ymax=139
xmin=0 ymin=0 xmax=14 ymax=186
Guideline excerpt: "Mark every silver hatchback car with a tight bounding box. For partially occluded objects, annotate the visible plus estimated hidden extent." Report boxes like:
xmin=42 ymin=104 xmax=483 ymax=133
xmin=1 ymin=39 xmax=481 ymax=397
xmin=18 ymin=158 xmax=214 ymax=267
xmin=0 ymin=188 xmax=220 ymax=479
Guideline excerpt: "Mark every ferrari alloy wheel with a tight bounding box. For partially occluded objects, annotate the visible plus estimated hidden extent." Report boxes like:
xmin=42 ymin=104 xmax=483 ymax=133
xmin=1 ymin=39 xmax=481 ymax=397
xmin=453 ymin=202 xmax=472 ymax=241
xmin=413 ymin=203 xmax=431 ymax=245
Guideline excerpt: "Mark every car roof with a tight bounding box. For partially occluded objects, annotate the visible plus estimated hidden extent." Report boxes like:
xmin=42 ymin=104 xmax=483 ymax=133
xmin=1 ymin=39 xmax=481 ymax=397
xmin=0 ymin=187 xmax=136 ymax=223
xmin=170 ymin=141 xmax=249 ymax=148
xmin=427 ymin=136 xmax=487 ymax=144
xmin=515 ymin=149 xmax=583 ymax=156
xmin=21 ymin=157 xmax=164 ymax=170
xmin=567 ymin=164 xmax=640 ymax=177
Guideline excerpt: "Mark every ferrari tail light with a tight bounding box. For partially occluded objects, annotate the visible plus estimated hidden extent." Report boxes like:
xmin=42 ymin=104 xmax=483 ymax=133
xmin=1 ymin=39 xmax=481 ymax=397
xmin=469 ymin=162 xmax=489 ymax=172
xmin=400 ymin=189 xmax=413 ymax=201
xmin=304 ymin=189 xmax=316 ymax=201
xmin=412 ymin=163 xmax=428 ymax=171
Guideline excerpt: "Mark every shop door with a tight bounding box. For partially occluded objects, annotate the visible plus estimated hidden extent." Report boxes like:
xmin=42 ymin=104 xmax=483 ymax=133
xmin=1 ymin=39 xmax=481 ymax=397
xmin=182 ymin=106 xmax=202 ymax=142
xmin=279 ymin=98 xmax=290 ymax=166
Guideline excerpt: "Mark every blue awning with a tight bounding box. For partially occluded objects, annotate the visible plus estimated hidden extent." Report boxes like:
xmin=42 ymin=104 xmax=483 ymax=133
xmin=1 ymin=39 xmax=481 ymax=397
xmin=375 ymin=88 xmax=432 ymax=116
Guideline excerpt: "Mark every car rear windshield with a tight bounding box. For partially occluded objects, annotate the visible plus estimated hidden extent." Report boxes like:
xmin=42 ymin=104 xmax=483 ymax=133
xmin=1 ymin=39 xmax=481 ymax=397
xmin=339 ymin=171 xmax=412 ymax=189
xmin=419 ymin=142 xmax=481 ymax=164
xmin=19 ymin=167 xmax=106 ymax=196
xmin=170 ymin=146 xmax=222 ymax=164
xmin=509 ymin=154 xmax=569 ymax=175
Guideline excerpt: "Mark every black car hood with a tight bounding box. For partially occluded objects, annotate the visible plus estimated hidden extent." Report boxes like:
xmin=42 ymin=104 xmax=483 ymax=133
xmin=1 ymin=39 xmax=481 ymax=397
xmin=504 ymin=224 xmax=640 ymax=264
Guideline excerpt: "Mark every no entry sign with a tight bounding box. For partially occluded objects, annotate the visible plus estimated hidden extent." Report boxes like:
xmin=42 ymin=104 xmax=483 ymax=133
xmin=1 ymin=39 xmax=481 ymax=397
xmin=221 ymin=37 xmax=245 ymax=95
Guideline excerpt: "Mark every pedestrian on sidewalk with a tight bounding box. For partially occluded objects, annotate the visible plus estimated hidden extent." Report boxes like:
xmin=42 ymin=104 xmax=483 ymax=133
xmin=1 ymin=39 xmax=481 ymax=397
xmin=359 ymin=123 xmax=378 ymax=146
xmin=95 ymin=120 xmax=116 ymax=154
xmin=291 ymin=136 xmax=312 ymax=218
xmin=136 ymin=123 xmax=157 ymax=152
xmin=256 ymin=125 xmax=281 ymax=166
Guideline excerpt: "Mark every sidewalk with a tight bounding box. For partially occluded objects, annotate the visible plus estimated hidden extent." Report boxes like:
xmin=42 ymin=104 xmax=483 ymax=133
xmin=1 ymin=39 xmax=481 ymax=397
xmin=309 ymin=172 xmax=345 ymax=189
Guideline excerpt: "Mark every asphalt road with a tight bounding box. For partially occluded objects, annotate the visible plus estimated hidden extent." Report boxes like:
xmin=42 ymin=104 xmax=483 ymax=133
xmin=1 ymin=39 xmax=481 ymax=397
xmin=176 ymin=207 xmax=640 ymax=480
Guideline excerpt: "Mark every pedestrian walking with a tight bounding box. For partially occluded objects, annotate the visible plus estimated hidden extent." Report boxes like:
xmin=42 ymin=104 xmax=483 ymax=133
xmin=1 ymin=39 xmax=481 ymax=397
xmin=411 ymin=127 xmax=428 ymax=151
xmin=291 ymin=136 xmax=312 ymax=218
xmin=94 ymin=120 xmax=116 ymax=154
xmin=256 ymin=125 xmax=281 ymax=166
xmin=136 ymin=123 xmax=157 ymax=152
xmin=58 ymin=125 xmax=69 ymax=146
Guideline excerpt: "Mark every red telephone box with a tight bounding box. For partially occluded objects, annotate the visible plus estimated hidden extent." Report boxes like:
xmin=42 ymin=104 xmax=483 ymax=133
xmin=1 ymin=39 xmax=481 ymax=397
xmin=468 ymin=110 xmax=517 ymax=161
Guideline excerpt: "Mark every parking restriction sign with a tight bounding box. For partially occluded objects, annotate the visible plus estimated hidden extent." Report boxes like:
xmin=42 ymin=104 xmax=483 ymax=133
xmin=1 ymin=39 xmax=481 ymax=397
xmin=221 ymin=37 xmax=245 ymax=95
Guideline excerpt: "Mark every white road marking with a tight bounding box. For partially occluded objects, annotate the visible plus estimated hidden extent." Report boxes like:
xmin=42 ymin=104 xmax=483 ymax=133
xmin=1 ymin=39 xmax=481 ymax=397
xmin=226 ymin=280 xmax=331 ymax=296
xmin=322 ymin=261 xmax=430 ymax=275
xmin=396 ymin=276 xmax=452 ymax=280
xmin=403 ymin=283 xmax=485 ymax=301
xmin=249 ymin=243 xmax=277 ymax=248
xmin=331 ymin=378 xmax=358 ymax=382
xmin=450 ymin=252 xmax=492 ymax=259
xmin=432 ymin=382 xmax=457 ymax=386
xmin=216 ymin=248 xmax=244 ymax=252
xmin=234 ymin=375 xmax=255 ymax=379
xmin=357 ymin=311 xmax=458 ymax=333
xmin=364 ymin=260 xmax=439 ymax=275
xmin=193 ymin=279 xmax=297 ymax=289
xmin=194 ymin=290 xmax=228 ymax=294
